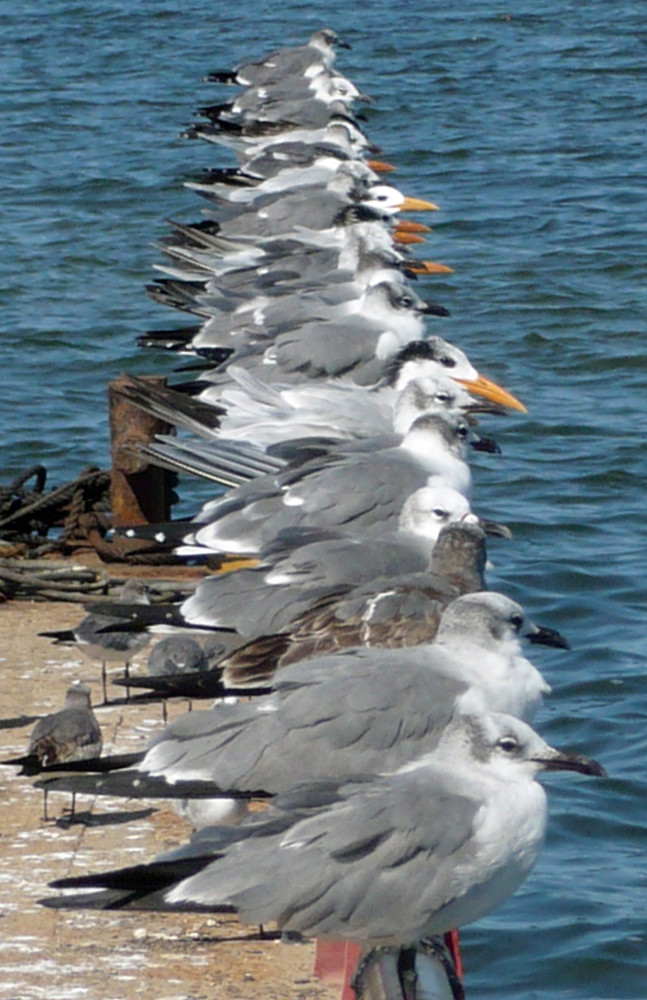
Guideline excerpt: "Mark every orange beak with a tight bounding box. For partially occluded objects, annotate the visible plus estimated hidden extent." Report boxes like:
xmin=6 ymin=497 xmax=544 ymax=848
xmin=454 ymin=374 xmax=528 ymax=413
xmin=398 ymin=195 xmax=439 ymax=212
xmin=366 ymin=159 xmax=397 ymax=172
xmin=393 ymin=220 xmax=433 ymax=234
xmin=392 ymin=231 xmax=427 ymax=245
xmin=408 ymin=261 xmax=455 ymax=275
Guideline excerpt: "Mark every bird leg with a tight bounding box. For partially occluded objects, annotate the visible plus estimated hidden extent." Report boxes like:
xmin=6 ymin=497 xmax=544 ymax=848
xmin=341 ymin=943 xmax=364 ymax=1000
xmin=314 ymin=939 xmax=362 ymax=985
xmin=442 ymin=930 xmax=463 ymax=980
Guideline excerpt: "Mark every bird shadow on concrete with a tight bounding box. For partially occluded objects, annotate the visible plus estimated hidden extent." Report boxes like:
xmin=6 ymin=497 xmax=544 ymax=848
xmin=54 ymin=806 xmax=157 ymax=828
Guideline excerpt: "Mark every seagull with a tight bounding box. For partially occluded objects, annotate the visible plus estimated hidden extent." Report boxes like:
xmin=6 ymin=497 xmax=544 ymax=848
xmin=204 ymin=29 xmax=351 ymax=89
xmin=184 ymin=166 xmax=435 ymax=232
xmin=192 ymin=115 xmax=378 ymax=160
xmin=191 ymin=334 xmax=525 ymax=422
xmin=38 ymin=579 xmax=152 ymax=703
xmin=149 ymin=199 xmax=423 ymax=310
xmin=117 ymin=372 xmax=501 ymax=498
xmin=155 ymin=225 xmax=407 ymax=307
xmin=185 ymin=151 xmax=380 ymax=205
xmin=150 ymin=204 xmax=423 ymax=292
xmin=168 ymin=514 xmax=485 ymax=656
xmin=92 ymin=513 xmax=490 ymax=702
xmin=76 ymin=518 xmax=512 ymax=704
xmin=147 ymin=636 xmax=208 ymax=677
xmin=154 ymin=231 xmax=410 ymax=310
xmin=109 ymin=397 xmax=506 ymax=561
xmin=163 ymin=276 xmax=443 ymax=356
xmin=189 ymin=180 xmax=429 ymax=243
xmin=147 ymin=636 xmax=209 ymax=721
xmin=180 ymin=159 xmax=414 ymax=224
xmin=110 ymin=411 xmax=477 ymax=560
xmin=43 ymin=711 xmax=604 ymax=958
xmin=116 ymin=352 xmax=504 ymax=465
xmin=87 ymin=505 xmax=506 ymax=703
xmin=31 ymin=590 xmax=562 ymax=808
xmin=202 ymin=71 xmax=370 ymax=131
xmin=216 ymin=519 xmax=490 ymax=685
xmin=2 ymin=680 xmax=102 ymax=820
xmin=166 ymin=412 xmax=475 ymax=559
xmin=171 ymin=335 xmax=527 ymax=413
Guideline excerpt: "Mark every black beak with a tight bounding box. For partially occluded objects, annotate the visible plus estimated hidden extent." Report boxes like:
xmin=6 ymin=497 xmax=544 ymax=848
xmin=464 ymin=401 xmax=508 ymax=417
xmin=537 ymin=749 xmax=606 ymax=778
xmin=420 ymin=300 xmax=451 ymax=317
xmin=471 ymin=435 xmax=502 ymax=455
xmin=478 ymin=517 xmax=513 ymax=539
xmin=525 ymin=624 xmax=570 ymax=650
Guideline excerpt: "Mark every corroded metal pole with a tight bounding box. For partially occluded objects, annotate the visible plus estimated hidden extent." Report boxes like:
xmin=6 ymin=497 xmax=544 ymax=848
xmin=108 ymin=375 xmax=174 ymax=526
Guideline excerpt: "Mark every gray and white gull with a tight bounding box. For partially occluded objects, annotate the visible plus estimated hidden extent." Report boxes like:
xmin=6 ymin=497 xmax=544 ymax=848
xmin=44 ymin=711 xmax=603 ymax=955
xmin=33 ymin=591 xmax=561 ymax=806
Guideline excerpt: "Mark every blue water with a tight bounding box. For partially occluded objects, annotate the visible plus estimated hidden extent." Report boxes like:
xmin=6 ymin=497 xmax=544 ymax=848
xmin=2 ymin=2 xmax=646 ymax=996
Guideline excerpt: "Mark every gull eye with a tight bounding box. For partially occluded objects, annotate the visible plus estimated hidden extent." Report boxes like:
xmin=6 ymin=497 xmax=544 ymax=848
xmin=435 ymin=390 xmax=452 ymax=403
xmin=509 ymin=612 xmax=524 ymax=631
xmin=456 ymin=424 xmax=469 ymax=440
xmin=497 ymin=736 xmax=520 ymax=754
xmin=400 ymin=295 xmax=414 ymax=309
xmin=432 ymin=507 xmax=449 ymax=520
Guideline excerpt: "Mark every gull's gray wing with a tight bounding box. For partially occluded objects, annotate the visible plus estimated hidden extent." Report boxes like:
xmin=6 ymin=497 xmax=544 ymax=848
xmin=272 ymin=319 xmax=413 ymax=380
xmin=162 ymin=766 xmax=480 ymax=943
xmin=141 ymin=648 xmax=467 ymax=791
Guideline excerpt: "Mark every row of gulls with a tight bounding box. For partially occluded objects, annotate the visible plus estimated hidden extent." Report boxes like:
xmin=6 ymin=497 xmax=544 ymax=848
xmin=8 ymin=29 xmax=606 ymax=1000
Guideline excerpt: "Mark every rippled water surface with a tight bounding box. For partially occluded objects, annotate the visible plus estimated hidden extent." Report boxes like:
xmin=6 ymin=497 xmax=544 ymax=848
xmin=2 ymin=2 xmax=646 ymax=997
